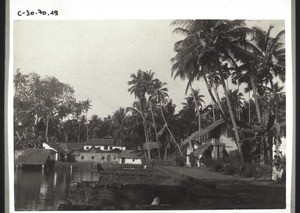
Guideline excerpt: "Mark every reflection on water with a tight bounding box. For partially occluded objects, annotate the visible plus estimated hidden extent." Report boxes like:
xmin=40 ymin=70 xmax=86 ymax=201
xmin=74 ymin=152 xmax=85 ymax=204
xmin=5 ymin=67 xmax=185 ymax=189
xmin=14 ymin=168 xmax=99 ymax=211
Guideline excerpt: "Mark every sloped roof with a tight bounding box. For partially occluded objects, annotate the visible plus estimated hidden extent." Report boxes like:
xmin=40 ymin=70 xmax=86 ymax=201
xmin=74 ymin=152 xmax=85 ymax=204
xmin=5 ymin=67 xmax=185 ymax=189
xmin=67 ymin=143 xmax=84 ymax=149
xmin=181 ymin=119 xmax=225 ymax=147
xmin=44 ymin=142 xmax=74 ymax=154
xmin=119 ymin=150 xmax=145 ymax=159
xmin=82 ymin=138 xmax=123 ymax=147
xmin=16 ymin=149 xmax=50 ymax=165
xmin=86 ymin=146 xmax=100 ymax=153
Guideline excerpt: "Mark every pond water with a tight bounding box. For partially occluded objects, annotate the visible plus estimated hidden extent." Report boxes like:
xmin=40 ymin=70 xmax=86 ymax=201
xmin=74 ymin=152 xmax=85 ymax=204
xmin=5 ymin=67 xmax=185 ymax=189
xmin=14 ymin=168 xmax=99 ymax=211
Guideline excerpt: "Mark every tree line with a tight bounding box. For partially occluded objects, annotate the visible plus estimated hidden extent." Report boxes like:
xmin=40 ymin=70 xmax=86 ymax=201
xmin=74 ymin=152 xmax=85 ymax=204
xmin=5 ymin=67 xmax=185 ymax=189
xmin=14 ymin=20 xmax=285 ymax=165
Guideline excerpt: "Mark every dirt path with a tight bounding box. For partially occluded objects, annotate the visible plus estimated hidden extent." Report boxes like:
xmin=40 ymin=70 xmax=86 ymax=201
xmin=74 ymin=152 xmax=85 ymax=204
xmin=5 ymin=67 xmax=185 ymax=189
xmin=156 ymin=166 xmax=286 ymax=209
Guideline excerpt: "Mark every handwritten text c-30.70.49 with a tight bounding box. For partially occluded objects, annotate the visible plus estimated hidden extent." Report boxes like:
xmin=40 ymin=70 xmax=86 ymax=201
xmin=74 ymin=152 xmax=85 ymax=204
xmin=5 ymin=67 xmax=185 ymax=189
xmin=17 ymin=10 xmax=59 ymax=16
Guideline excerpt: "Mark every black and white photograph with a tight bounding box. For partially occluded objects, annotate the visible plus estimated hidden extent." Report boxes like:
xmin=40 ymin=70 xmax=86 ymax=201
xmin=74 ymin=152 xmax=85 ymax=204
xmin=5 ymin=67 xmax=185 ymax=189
xmin=8 ymin=1 xmax=293 ymax=212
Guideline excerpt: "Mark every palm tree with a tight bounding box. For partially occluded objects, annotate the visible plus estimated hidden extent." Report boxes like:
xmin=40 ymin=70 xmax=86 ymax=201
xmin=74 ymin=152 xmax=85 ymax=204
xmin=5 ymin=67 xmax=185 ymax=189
xmin=157 ymin=99 xmax=183 ymax=159
xmin=151 ymin=79 xmax=183 ymax=156
xmin=73 ymin=99 xmax=91 ymax=142
xmin=112 ymin=107 xmax=129 ymax=149
xmin=188 ymin=87 xmax=205 ymax=142
xmin=128 ymin=70 xmax=152 ymax=159
xmin=222 ymin=89 xmax=245 ymax=120
xmin=127 ymin=102 xmax=148 ymax=150
xmin=171 ymin=38 xmax=226 ymax=119
xmin=142 ymin=71 xmax=162 ymax=160
xmin=88 ymin=114 xmax=102 ymax=139
xmin=250 ymin=26 xmax=285 ymax=122
xmin=171 ymin=20 xmax=253 ymax=161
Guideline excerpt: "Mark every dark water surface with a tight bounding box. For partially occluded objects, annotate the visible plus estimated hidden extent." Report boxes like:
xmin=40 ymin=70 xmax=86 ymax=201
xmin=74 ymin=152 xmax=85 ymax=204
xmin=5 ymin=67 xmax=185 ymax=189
xmin=14 ymin=168 xmax=99 ymax=211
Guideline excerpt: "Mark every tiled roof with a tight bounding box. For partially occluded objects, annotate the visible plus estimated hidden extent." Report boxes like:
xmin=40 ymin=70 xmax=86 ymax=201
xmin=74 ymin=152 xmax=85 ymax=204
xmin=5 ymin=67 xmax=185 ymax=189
xmin=82 ymin=138 xmax=123 ymax=147
xmin=44 ymin=142 xmax=74 ymax=154
xmin=67 ymin=143 xmax=84 ymax=149
xmin=16 ymin=149 xmax=50 ymax=165
xmin=119 ymin=150 xmax=145 ymax=159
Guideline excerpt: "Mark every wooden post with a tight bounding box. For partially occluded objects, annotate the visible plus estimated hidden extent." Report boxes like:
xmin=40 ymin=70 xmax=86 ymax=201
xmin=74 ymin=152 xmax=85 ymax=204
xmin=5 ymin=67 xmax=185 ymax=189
xmin=42 ymin=165 xmax=45 ymax=173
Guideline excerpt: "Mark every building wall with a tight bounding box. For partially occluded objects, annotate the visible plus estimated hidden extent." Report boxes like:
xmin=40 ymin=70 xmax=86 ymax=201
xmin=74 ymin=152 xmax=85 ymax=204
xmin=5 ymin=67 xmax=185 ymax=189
xmin=219 ymin=134 xmax=237 ymax=154
xmin=83 ymin=145 xmax=126 ymax=151
xmin=75 ymin=152 xmax=119 ymax=163
xmin=211 ymin=145 xmax=225 ymax=159
xmin=119 ymin=158 xmax=142 ymax=165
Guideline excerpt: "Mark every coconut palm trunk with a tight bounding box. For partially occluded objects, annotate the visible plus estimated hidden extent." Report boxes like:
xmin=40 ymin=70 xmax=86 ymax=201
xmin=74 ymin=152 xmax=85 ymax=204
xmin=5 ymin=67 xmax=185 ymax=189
xmin=220 ymin=78 xmax=244 ymax=161
xmin=45 ymin=115 xmax=49 ymax=141
xmin=138 ymin=100 xmax=151 ymax=160
xmin=212 ymin=103 xmax=216 ymax=122
xmin=237 ymin=83 xmax=240 ymax=120
xmin=149 ymin=101 xmax=161 ymax=160
xmin=203 ymin=75 xmax=225 ymax=117
xmin=250 ymin=75 xmax=262 ymax=123
xmin=248 ymin=91 xmax=251 ymax=123
xmin=159 ymin=104 xmax=183 ymax=156
xmin=190 ymin=85 xmax=201 ymax=142
xmin=77 ymin=122 xmax=81 ymax=143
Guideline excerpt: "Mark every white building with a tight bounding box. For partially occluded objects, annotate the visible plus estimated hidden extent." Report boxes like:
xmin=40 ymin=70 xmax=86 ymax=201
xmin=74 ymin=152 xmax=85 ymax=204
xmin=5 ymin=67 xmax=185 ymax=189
xmin=118 ymin=150 xmax=144 ymax=165
xmin=82 ymin=138 xmax=126 ymax=151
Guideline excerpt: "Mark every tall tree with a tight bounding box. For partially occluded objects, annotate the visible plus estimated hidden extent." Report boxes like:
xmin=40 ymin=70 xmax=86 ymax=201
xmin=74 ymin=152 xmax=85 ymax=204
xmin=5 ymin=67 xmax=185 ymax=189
xmin=189 ymin=87 xmax=205 ymax=142
xmin=112 ymin=107 xmax=129 ymax=149
xmin=128 ymin=70 xmax=152 ymax=159
xmin=152 ymin=80 xmax=183 ymax=156
xmin=171 ymin=20 xmax=253 ymax=161
xmin=14 ymin=71 xmax=76 ymax=142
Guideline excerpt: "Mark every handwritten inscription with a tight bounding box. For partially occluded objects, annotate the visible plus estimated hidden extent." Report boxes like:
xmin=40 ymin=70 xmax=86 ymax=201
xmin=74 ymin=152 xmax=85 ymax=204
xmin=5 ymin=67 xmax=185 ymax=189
xmin=17 ymin=9 xmax=59 ymax=16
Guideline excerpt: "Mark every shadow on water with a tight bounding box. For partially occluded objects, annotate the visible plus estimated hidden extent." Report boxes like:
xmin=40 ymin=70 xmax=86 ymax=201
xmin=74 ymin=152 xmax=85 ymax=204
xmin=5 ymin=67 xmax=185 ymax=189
xmin=14 ymin=167 xmax=99 ymax=211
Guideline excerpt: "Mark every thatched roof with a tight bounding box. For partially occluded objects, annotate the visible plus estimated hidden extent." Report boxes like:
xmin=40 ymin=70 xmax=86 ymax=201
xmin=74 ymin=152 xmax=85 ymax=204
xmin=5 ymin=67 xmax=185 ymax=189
xmin=181 ymin=119 xmax=225 ymax=147
xmin=16 ymin=149 xmax=50 ymax=166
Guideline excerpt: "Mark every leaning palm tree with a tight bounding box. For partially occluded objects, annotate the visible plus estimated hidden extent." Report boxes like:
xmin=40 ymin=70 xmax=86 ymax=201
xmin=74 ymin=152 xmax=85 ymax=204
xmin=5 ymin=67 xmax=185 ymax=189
xmin=152 ymin=79 xmax=183 ymax=155
xmin=250 ymin=26 xmax=285 ymax=122
xmin=171 ymin=20 xmax=254 ymax=161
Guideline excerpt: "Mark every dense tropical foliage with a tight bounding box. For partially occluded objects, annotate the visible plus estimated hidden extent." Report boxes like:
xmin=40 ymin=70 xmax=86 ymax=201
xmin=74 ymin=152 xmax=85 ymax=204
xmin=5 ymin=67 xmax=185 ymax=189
xmin=14 ymin=20 xmax=285 ymax=166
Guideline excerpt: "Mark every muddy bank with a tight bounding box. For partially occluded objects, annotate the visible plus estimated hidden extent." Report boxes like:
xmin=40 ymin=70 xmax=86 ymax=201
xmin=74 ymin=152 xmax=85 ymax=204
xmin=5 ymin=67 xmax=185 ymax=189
xmin=58 ymin=167 xmax=286 ymax=210
xmin=62 ymin=182 xmax=187 ymax=210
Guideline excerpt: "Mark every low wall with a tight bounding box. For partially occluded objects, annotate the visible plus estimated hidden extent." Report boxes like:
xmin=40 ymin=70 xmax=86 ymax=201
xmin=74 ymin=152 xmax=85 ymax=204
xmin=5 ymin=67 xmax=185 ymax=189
xmin=67 ymin=181 xmax=187 ymax=209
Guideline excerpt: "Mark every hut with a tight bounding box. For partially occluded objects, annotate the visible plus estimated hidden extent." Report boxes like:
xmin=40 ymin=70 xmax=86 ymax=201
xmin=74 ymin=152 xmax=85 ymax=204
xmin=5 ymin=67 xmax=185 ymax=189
xmin=16 ymin=149 xmax=51 ymax=172
xmin=182 ymin=119 xmax=236 ymax=166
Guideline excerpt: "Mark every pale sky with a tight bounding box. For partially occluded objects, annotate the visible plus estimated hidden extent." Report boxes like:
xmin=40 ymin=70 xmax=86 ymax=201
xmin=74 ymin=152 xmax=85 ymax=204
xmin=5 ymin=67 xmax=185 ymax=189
xmin=13 ymin=20 xmax=284 ymax=118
